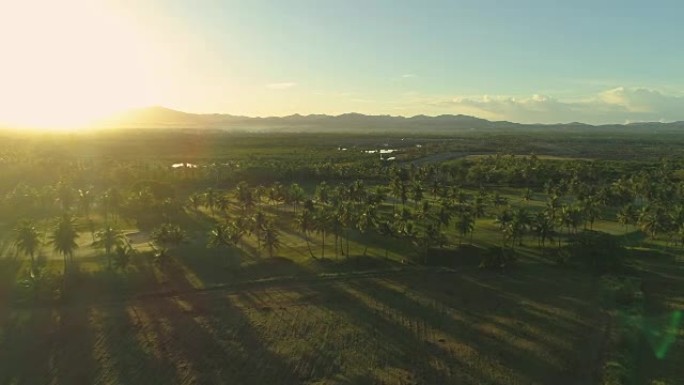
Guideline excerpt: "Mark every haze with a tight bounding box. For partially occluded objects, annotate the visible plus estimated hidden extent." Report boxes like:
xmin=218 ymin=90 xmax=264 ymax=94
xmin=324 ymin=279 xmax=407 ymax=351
xmin=1 ymin=0 xmax=683 ymax=128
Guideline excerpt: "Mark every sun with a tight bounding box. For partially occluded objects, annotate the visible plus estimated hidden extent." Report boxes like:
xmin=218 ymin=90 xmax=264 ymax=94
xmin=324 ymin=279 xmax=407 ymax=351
xmin=0 ymin=0 xmax=163 ymax=129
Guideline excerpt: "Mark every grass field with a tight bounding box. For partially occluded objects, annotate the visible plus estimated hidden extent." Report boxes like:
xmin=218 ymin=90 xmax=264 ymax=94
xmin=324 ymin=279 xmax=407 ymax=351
xmin=1 ymin=130 xmax=683 ymax=384
xmin=0 ymin=259 xmax=610 ymax=385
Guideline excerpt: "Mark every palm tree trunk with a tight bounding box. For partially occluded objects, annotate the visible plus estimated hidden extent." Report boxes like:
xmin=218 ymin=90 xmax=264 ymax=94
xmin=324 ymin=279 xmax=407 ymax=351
xmin=305 ymin=232 xmax=315 ymax=259
xmin=321 ymin=231 xmax=326 ymax=258
xmin=345 ymin=229 xmax=350 ymax=258
xmin=334 ymin=233 xmax=338 ymax=258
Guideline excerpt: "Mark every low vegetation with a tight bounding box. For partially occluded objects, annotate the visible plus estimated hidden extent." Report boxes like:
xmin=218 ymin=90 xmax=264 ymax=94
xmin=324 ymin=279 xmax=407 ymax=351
xmin=0 ymin=129 xmax=682 ymax=384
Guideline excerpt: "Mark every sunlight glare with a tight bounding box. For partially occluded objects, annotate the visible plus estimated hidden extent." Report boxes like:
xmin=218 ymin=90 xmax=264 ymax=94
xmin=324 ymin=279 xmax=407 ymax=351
xmin=0 ymin=0 xmax=163 ymax=129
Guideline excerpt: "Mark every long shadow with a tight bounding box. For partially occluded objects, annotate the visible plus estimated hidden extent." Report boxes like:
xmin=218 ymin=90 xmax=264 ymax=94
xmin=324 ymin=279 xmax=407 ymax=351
xmin=349 ymin=276 xmax=577 ymax=384
xmin=0 ymin=305 xmax=56 ymax=384
xmin=380 ymin=269 xmax=608 ymax=381
xmin=283 ymin=274 xmax=496 ymax=384
xmin=131 ymin=264 xmax=296 ymax=384
xmin=89 ymin=271 xmax=180 ymax=384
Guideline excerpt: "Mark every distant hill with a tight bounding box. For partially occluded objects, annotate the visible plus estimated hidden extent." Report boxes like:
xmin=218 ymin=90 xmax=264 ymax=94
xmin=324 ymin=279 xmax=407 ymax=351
xmin=95 ymin=106 xmax=684 ymax=133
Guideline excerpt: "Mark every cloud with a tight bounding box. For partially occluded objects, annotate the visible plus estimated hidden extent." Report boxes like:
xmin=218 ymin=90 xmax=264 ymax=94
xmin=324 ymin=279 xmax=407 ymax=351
xmin=401 ymin=74 xmax=416 ymax=79
xmin=266 ymin=82 xmax=297 ymax=90
xmin=429 ymin=87 xmax=684 ymax=124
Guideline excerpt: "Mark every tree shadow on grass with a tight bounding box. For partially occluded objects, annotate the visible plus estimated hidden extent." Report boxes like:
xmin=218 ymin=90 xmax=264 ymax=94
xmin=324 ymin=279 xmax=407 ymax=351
xmin=280 ymin=274 xmax=494 ymax=384
xmin=347 ymin=276 xmax=581 ymax=384
xmin=124 ymin=260 xmax=296 ymax=384
xmin=0 ymin=306 xmax=56 ymax=385
xmin=379 ymin=269 xmax=607 ymax=384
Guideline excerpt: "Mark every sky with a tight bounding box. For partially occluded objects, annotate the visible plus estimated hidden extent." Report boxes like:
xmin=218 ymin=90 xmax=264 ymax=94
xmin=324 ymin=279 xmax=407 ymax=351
xmin=1 ymin=0 xmax=683 ymax=127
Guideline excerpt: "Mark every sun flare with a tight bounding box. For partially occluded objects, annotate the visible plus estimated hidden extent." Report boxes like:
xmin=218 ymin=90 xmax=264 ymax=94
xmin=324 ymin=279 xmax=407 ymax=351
xmin=0 ymin=0 xmax=163 ymax=129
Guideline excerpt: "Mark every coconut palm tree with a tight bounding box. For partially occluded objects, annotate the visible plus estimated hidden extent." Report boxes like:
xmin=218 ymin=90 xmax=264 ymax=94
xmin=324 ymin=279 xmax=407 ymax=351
xmin=495 ymin=208 xmax=514 ymax=248
xmin=205 ymin=187 xmax=218 ymax=214
xmin=78 ymin=188 xmax=93 ymax=220
xmin=410 ymin=180 xmax=424 ymax=207
xmin=268 ymin=182 xmax=285 ymax=207
xmin=616 ymin=203 xmax=637 ymax=231
xmin=532 ymin=212 xmax=555 ymax=252
xmin=150 ymin=223 xmax=186 ymax=265
xmin=208 ymin=222 xmax=243 ymax=263
xmin=50 ymin=214 xmax=79 ymax=275
xmin=113 ymin=243 xmax=135 ymax=271
xmin=356 ymin=204 xmax=378 ymax=256
xmin=188 ymin=192 xmax=205 ymax=212
xmin=100 ymin=187 xmax=123 ymax=224
xmin=416 ymin=222 xmax=445 ymax=264
xmin=93 ymin=226 xmax=126 ymax=269
xmin=296 ymin=209 xmax=316 ymax=258
xmin=235 ymin=182 xmax=255 ymax=214
xmin=456 ymin=211 xmax=475 ymax=245
xmin=262 ymin=221 xmax=281 ymax=258
xmin=14 ymin=220 xmax=41 ymax=276
xmin=56 ymin=181 xmax=75 ymax=212
xmin=289 ymin=183 xmax=306 ymax=214
xmin=638 ymin=205 xmax=669 ymax=240
xmin=314 ymin=207 xmax=332 ymax=258
xmin=376 ymin=219 xmax=396 ymax=259
xmin=216 ymin=194 xmax=231 ymax=218
xmin=511 ymin=208 xmax=531 ymax=246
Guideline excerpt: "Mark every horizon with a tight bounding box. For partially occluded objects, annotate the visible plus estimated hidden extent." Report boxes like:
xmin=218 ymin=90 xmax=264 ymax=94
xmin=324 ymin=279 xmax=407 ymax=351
xmin=1 ymin=0 xmax=683 ymax=128
xmin=3 ymin=104 xmax=684 ymax=131
xmin=113 ymin=105 xmax=684 ymax=125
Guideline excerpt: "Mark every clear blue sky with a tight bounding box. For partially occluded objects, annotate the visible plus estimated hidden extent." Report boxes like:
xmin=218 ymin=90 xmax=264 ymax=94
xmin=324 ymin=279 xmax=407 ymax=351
xmin=1 ymin=0 xmax=683 ymax=125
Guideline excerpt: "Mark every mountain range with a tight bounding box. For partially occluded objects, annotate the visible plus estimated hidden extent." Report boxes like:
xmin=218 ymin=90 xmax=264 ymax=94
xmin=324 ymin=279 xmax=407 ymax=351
xmin=97 ymin=106 xmax=684 ymax=133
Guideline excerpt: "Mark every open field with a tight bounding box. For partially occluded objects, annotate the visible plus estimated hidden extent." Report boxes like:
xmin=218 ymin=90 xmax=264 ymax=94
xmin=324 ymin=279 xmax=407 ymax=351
xmin=1 ymin=129 xmax=683 ymax=384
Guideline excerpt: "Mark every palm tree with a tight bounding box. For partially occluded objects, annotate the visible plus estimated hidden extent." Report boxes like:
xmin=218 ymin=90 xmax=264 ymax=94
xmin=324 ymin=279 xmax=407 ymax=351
xmin=208 ymin=222 xmax=243 ymax=264
xmin=262 ymin=221 xmax=281 ymax=258
xmin=580 ymin=196 xmax=601 ymax=230
xmin=101 ymin=187 xmax=123 ymax=224
xmin=205 ymin=188 xmax=218 ymax=214
xmin=269 ymin=182 xmax=285 ymax=207
xmin=216 ymin=195 xmax=231 ymax=218
xmin=638 ymin=205 xmax=669 ymax=240
xmin=411 ymin=181 xmax=424 ymax=207
xmin=617 ymin=204 xmax=637 ymax=231
xmin=416 ymin=222 xmax=445 ymax=264
xmin=522 ymin=188 xmax=533 ymax=205
xmin=376 ymin=219 xmax=396 ymax=258
xmin=356 ymin=204 xmax=378 ymax=256
xmin=150 ymin=223 xmax=186 ymax=265
xmin=235 ymin=182 xmax=255 ymax=213
xmin=50 ymin=214 xmax=79 ymax=275
xmin=456 ymin=212 xmax=475 ymax=245
xmin=338 ymin=201 xmax=355 ymax=257
xmin=492 ymin=193 xmax=508 ymax=208
xmin=495 ymin=208 xmax=514 ymax=248
xmin=560 ymin=205 xmax=583 ymax=235
xmin=93 ymin=226 xmax=126 ymax=269
xmin=436 ymin=202 xmax=452 ymax=231
xmin=289 ymin=183 xmax=306 ymax=214
xmin=473 ymin=196 xmax=487 ymax=218
xmin=188 ymin=192 xmax=205 ymax=212
xmin=390 ymin=175 xmax=409 ymax=209
xmin=532 ymin=212 xmax=555 ymax=252
xmin=113 ymin=243 xmax=135 ymax=271
xmin=314 ymin=208 xmax=332 ymax=258
xmin=56 ymin=181 xmax=75 ymax=212
xmin=296 ymin=209 xmax=316 ymax=258
xmin=78 ymin=188 xmax=93 ymax=220
xmin=14 ymin=220 xmax=41 ymax=276
xmin=511 ymin=208 xmax=531 ymax=246
xmin=251 ymin=210 xmax=268 ymax=257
